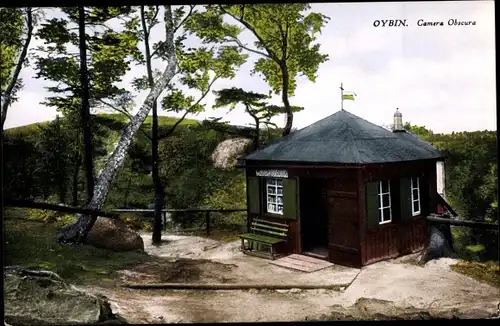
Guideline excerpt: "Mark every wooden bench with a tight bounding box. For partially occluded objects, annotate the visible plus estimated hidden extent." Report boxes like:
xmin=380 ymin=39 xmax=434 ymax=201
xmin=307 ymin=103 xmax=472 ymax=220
xmin=239 ymin=218 xmax=289 ymax=260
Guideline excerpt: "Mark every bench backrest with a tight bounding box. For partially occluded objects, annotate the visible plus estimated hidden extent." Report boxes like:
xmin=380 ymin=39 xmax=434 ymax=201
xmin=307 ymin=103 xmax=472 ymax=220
xmin=251 ymin=218 xmax=289 ymax=239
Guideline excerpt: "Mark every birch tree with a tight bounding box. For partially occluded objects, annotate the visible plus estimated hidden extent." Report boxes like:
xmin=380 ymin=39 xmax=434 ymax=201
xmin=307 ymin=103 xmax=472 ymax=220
xmin=0 ymin=7 xmax=35 ymax=130
xmin=55 ymin=4 xmax=247 ymax=244
xmin=119 ymin=5 xmax=248 ymax=244
xmin=54 ymin=6 xmax=179 ymax=244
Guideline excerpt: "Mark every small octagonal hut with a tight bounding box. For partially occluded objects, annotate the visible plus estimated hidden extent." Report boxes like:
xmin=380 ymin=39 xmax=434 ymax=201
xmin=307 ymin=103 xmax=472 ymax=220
xmin=239 ymin=109 xmax=444 ymax=268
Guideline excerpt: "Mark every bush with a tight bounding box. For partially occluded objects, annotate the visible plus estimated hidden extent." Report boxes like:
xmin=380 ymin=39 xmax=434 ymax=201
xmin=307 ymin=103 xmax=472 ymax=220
xmin=420 ymin=129 xmax=498 ymax=261
xmin=26 ymin=209 xmax=76 ymax=227
xmin=120 ymin=212 xmax=148 ymax=231
xmin=202 ymin=171 xmax=247 ymax=231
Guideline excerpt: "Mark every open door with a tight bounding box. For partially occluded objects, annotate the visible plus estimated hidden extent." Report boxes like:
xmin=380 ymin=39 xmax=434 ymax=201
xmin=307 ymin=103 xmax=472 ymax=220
xmin=299 ymin=178 xmax=329 ymax=259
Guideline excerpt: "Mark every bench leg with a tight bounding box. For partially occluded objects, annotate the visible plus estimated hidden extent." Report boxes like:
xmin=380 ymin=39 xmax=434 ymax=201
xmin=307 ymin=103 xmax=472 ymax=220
xmin=270 ymin=245 xmax=275 ymax=260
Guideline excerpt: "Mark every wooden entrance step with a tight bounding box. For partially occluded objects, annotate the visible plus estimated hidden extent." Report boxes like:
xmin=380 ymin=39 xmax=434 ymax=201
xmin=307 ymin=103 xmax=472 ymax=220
xmin=269 ymin=254 xmax=333 ymax=273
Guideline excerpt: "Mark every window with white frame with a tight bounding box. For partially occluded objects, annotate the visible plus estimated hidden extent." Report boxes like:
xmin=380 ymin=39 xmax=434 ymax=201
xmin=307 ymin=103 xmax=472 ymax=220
xmin=378 ymin=180 xmax=392 ymax=224
xmin=411 ymin=176 xmax=421 ymax=216
xmin=266 ymin=178 xmax=284 ymax=215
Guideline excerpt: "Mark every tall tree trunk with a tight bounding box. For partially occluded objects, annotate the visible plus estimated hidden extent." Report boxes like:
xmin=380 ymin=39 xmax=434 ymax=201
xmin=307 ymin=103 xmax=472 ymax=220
xmin=1 ymin=8 xmax=33 ymax=129
xmin=141 ymin=5 xmax=165 ymax=245
xmin=71 ymin=153 xmax=82 ymax=207
xmin=78 ymin=6 xmax=95 ymax=205
xmin=56 ymin=6 xmax=178 ymax=245
xmin=1 ymin=110 xmax=5 ymax=251
xmin=280 ymin=63 xmax=293 ymax=137
xmin=54 ymin=116 xmax=67 ymax=204
xmin=253 ymin=117 xmax=260 ymax=150
xmin=151 ymin=99 xmax=165 ymax=245
xmin=123 ymin=175 xmax=132 ymax=207
xmin=246 ymin=106 xmax=260 ymax=150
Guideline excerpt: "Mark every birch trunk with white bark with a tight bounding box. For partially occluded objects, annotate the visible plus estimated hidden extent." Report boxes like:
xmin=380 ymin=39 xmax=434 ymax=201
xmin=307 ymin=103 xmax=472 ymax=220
xmin=1 ymin=8 xmax=33 ymax=129
xmin=57 ymin=6 xmax=178 ymax=245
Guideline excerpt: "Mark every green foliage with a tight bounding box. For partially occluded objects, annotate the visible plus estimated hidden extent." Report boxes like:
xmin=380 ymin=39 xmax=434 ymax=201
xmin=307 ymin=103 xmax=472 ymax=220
xmin=158 ymin=127 xmax=223 ymax=214
xmin=404 ymin=122 xmax=434 ymax=139
xmin=3 ymin=127 xmax=44 ymax=200
xmin=157 ymin=123 xmax=250 ymax=228
xmin=0 ymin=8 xmax=24 ymax=93
xmin=184 ymin=4 xmax=328 ymax=135
xmin=34 ymin=7 xmax=141 ymax=116
xmin=202 ymin=172 xmax=247 ymax=231
xmin=25 ymin=208 xmax=76 ymax=227
xmin=185 ymin=4 xmax=329 ymax=96
xmin=120 ymin=213 xmax=149 ymax=231
xmin=213 ymin=87 xmax=304 ymax=147
xmin=161 ymin=43 xmax=248 ymax=115
xmin=3 ymin=114 xmax=123 ymax=205
xmin=406 ymin=122 xmax=498 ymax=261
xmin=430 ymin=131 xmax=497 ymax=224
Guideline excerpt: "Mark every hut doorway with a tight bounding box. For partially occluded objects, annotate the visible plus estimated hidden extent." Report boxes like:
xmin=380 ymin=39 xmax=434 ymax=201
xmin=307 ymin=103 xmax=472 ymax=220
xmin=299 ymin=178 xmax=329 ymax=259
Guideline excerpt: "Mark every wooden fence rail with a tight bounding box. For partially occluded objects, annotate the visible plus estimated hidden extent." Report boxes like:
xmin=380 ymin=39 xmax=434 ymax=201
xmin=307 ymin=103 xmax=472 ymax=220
xmin=427 ymin=215 xmax=498 ymax=231
xmin=5 ymin=199 xmax=119 ymax=218
xmin=112 ymin=208 xmax=247 ymax=236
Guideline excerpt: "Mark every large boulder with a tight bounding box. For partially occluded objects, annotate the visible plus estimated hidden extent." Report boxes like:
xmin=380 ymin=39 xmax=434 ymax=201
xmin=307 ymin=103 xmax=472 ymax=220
xmin=4 ymin=266 xmax=126 ymax=325
xmin=86 ymin=217 xmax=144 ymax=252
xmin=211 ymin=137 xmax=253 ymax=170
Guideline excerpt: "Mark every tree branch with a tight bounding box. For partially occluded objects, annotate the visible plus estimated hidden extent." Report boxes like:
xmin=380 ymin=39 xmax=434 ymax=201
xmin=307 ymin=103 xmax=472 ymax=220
xmin=1 ymin=8 xmax=33 ymax=129
xmin=161 ymin=109 xmax=190 ymax=138
xmin=219 ymin=5 xmax=279 ymax=61
xmin=160 ymin=75 xmax=220 ymax=139
xmin=150 ymin=47 xmax=159 ymax=58
xmin=150 ymin=5 xmax=194 ymax=59
xmin=147 ymin=5 xmax=160 ymax=35
xmin=246 ymin=105 xmax=259 ymax=121
xmin=140 ymin=6 xmax=150 ymax=39
xmin=279 ymin=21 xmax=289 ymax=61
xmin=226 ymin=37 xmax=271 ymax=59
xmin=263 ymin=121 xmax=278 ymax=128
xmin=173 ymin=5 xmax=195 ymax=34
xmin=98 ymin=99 xmax=152 ymax=141
xmin=285 ymin=21 xmax=292 ymax=61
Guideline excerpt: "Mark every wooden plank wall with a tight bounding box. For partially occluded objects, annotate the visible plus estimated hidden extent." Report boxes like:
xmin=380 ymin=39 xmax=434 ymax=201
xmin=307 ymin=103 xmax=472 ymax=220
xmin=361 ymin=161 xmax=435 ymax=265
xmin=364 ymin=216 xmax=427 ymax=265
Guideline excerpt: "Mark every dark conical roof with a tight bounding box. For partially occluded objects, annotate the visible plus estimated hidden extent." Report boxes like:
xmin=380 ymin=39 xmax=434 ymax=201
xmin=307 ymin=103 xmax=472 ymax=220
xmin=245 ymin=110 xmax=444 ymax=164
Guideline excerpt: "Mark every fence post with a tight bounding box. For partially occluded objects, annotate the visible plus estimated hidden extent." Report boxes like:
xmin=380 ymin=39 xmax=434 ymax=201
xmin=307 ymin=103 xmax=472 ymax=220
xmin=206 ymin=211 xmax=210 ymax=236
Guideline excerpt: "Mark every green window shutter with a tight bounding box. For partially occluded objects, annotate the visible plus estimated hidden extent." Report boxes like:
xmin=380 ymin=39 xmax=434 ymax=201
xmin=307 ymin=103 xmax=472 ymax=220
xmin=283 ymin=178 xmax=297 ymax=220
xmin=400 ymin=177 xmax=412 ymax=220
xmin=247 ymin=176 xmax=260 ymax=214
xmin=365 ymin=181 xmax=379 ymax=229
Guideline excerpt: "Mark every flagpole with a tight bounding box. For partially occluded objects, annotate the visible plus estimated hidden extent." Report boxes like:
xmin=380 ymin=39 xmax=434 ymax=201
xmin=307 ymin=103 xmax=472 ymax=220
xmin=340 ymin=83 xmax=344 ymax=111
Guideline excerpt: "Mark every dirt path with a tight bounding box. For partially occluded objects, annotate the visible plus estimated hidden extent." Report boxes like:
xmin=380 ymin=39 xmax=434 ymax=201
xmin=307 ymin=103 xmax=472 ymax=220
xmin=82 ymin=233 xmax=500 ymax=322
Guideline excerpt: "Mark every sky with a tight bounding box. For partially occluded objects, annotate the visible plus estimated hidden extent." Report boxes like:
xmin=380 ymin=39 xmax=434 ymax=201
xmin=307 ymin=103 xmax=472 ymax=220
xmin=4 ymin=1 xmax=496 ymax=134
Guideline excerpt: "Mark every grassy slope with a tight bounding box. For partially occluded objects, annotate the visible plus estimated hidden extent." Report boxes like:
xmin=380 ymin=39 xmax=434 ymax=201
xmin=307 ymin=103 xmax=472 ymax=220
xmin=451 ymin=261 xmax=500 ymax=289
xmin=4 ymin=113 xmax=200 ymax=135
xmin=4 ymin=208 xmax=151 ymax=286
xmin=4 ymin=113 xmax=201 ymax=172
